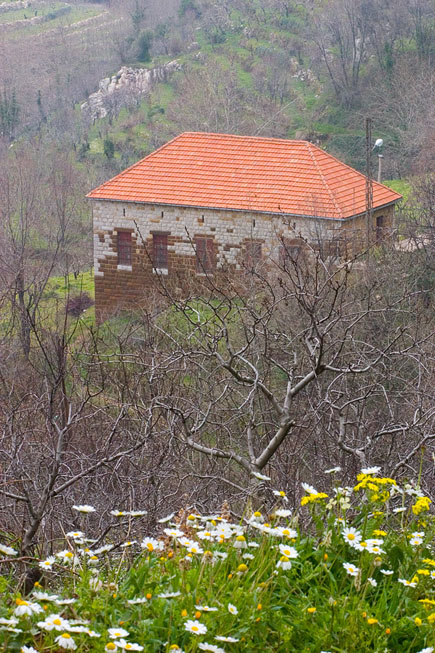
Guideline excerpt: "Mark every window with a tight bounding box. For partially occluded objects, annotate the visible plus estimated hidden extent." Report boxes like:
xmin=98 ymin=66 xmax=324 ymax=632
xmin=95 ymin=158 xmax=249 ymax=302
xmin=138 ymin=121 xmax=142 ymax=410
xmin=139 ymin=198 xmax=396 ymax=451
xmin=376 ymin=215 xmax=385 ymax=241
xmin=152 ymin=233 xmax=168 ymax=270
xmin=279 ymin=239 xmax=301 ymax=267
xmin=195 ymin=237 xmax=214 ymax=273
xmin=245 ymin=241 xmax=262 ymax=268
xmin=117 ymin=231 xmax=132 ymax=266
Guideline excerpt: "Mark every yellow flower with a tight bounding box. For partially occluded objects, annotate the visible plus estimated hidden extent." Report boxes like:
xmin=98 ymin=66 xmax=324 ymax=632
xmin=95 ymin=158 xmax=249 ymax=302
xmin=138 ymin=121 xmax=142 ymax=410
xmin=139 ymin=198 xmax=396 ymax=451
xmin=195 ymin=611 xmax=201 ymax=619
xmin=237 ymin=563 xmax=248 ymax=572
xmin=412 ymin=496 xmax=431 ymax=515
xmin=307 ymin=607 xmax=316 ymax=614
xmin=423 ymin=558 xmax=435 ymax=567
xmin=301 ymin=493 xmax=328 ymax=506
xmin=373 ymin=530 xmax=387 ymax=536
xmin=385 ymin=627 xmax=391 ymax=634
xmin=427 ymin=613 xmax=435 ymax=624
xmin=415 ymin=617 xmax=422 ymax=626
xmin=417 ymin=569 xmax=430 ymax=576
xmin=367 ymin=618 xmax=378 ymax=625
xmin=146 ymin=593 xmax=152 ymax=600
xmin=181 ymin=609 xmax=187 ymax=617
xmin=257 ymin=603 xmax=262 ymax=610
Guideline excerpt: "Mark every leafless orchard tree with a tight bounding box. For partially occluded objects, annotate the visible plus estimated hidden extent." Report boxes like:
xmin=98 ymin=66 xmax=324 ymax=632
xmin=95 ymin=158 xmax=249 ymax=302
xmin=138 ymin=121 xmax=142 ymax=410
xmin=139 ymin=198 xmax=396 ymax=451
xmin=137 ymin=242 xmax=434 ymax=505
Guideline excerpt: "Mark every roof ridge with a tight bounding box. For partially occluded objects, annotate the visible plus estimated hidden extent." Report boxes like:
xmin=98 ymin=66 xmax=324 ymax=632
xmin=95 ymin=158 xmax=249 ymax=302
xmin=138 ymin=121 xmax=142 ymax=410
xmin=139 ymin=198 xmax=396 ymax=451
xmin=179 ymin=131 xmax=308 ymax=146
xmin=306 ymin=140 xmax=402 ymax=199
xmin=305 ymin=142 xmax=343 ymax=219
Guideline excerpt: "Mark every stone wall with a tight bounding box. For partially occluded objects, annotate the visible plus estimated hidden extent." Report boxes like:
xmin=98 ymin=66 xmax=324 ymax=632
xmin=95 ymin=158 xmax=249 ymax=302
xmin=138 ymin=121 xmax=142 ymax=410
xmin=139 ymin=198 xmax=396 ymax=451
xmin=92 ymin=200 xmax=395 ymax=320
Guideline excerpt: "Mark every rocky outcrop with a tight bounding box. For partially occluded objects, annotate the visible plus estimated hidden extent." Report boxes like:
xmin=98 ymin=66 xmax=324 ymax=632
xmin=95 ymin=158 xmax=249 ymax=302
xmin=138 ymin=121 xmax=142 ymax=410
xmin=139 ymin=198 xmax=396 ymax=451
xmin=81 ymin=62 xmax=180 ymax=123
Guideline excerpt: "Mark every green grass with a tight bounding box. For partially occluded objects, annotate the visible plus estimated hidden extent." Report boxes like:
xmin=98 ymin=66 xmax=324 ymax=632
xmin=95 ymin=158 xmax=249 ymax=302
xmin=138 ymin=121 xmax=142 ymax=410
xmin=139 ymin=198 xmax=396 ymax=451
xmin=383 ymin=179 xmax=412 ymax=202
xmin=9 ymin=4 xmax=101 ymax=37
xmin=1 ymin=472 xmax=435 ymax=651
xmin=0 ymin=2 xmax=67 ymax=23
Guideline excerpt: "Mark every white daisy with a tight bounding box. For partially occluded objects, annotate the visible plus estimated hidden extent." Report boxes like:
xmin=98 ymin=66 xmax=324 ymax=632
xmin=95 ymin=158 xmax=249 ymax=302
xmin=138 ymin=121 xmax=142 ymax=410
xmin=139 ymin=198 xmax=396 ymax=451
xmin=39 ymin=556 xmax=56 ymax=570
xmin=380 ymin=569 xmax=394 ymax=575
xmin=324 ymin=467 xmax=341 ymax=474
xmin=55 ymin=633 xmax=77 ymax=650
xmin=252 ymin=471 xmax=271 ymax=481
xmin=108 ymin=627 xmax=129 ymax=639
xmin=66 ymin=531 xmax=85 ymax=539
xmin=158 ymin=513 xmax=175 ymax=523
xmin=115 ymin=640 xmax=144 ymax=651
xmin=141 ymin=538 xmax=163 ymax=552
xmin=158 ymin=591 xmax=181 ymax=599
xmin=301 ymin=483 xmax=318 ymax=495
xmin=276 ymin=555 xmax=292 ymax=570
xmin=33 ymin=591 xmax=58 ymax=601
xmin=37 ymin=615 xmax=70 ymax=631
xmin=184 ymin=619 xmax=207 ymax=635
xmin=274 ymin=509 xmax=292 ymax=518
xmin=342 ymin=527 xmax=362 ymax=547
xmin=416 ymin=648 xmax=434 ymax=653
xmin=0 ymin=618 xmax=18 ymax=626
xmin=195 ymin=605 xmax=218 ymax=612
xmin=360 ymin=466 xmax=381 ymax=475
xmin=21 ymin=647 xmax=38 ymax=653
xmin=398 ymin=578 xmax=417 ymax=587
xmin=279 ymin=544 xmax=298 ymax=558
xmin=198 ymin=644 xmax=225 ymax=653
xmin=227 ymin=603 xmax=238 ymax=615
xmin=128 ymin=511 xmax=147 ymax=517
xmin=275 ymin=526 xmax=298 ymax=539
xmin=273 ymin=490 xmax=288 ymax=501
xmin=14 ymin=599 xmax=42 ymax=616
xmin=215 ymin=636 xmax=240 ymax=642
xmin=234 ymin=535 xmax=247 ymax=549
xmin=72 ymin=505 xmax=96 ymax=513
xmin=343 ymin=562 xmax=359 ymax=577
xmin=0 ymin=543 xmax=18 ymax=556
xmin=110 ymin=510 xmax=126 ymax=517
xmin=127 ymin=597 xmax=149 ymax=605
xmin=367 ymin=577 xmax=377 ymax=587
xmin=163 ymin=528 xmax=185 ymax=538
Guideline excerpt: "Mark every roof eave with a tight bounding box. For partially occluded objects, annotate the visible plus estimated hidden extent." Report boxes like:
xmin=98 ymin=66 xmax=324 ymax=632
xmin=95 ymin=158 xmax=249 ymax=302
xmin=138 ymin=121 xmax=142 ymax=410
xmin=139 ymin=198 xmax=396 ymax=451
xmin=87 ymin=196 xmax=401 ymax=221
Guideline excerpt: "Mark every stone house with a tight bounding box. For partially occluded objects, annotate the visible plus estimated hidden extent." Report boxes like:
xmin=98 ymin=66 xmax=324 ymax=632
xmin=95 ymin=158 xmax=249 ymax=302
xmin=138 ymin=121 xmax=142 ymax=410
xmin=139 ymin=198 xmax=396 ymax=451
xmin=87 ymin=132 xmax=402 ymax=318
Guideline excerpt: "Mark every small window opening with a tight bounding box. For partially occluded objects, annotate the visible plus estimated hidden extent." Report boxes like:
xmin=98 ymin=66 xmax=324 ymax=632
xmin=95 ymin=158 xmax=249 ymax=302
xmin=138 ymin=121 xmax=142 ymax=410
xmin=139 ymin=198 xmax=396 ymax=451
xmin=161 ymin=211 xmax=164 ymax=218
xmin=245 ymin=241 xmax=262 ymax=268
xmin=123 ymin=208 xmax=126 ymax=216
xmin=152 ymin=233 xmax=168 ymax=270
xmin=376 ymin=215 xmax=385 ymax=240
xmin=117 ymin=231 xmax=132 ymax=266
xmin=195 ymin=237 xmax=214 ymax=273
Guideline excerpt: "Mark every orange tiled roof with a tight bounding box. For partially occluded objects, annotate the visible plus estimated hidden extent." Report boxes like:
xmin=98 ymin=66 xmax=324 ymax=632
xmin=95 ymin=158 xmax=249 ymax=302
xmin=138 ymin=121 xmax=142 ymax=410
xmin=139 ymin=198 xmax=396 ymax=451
xmin=87 ymin=132 xmax=402 ymax=219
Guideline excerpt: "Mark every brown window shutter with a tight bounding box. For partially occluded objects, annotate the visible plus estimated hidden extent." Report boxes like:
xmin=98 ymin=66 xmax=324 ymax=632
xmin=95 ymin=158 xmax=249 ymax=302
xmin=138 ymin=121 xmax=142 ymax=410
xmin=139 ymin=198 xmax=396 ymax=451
xmin=117 ymin=231 xmax=132 ymax=266
xmin=153 ymin=234 xmax=168 ymax=269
